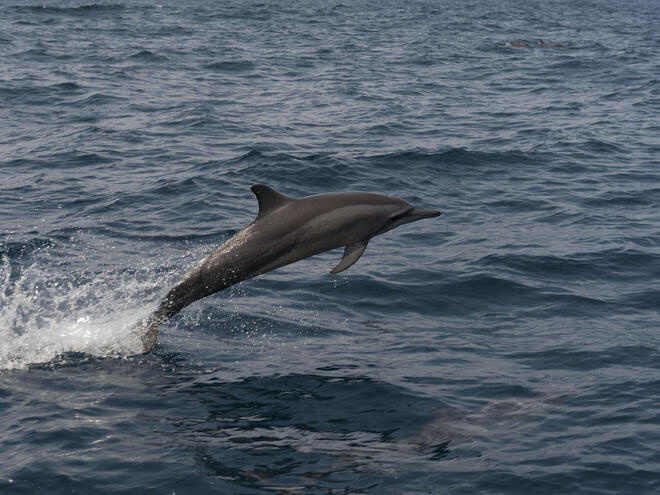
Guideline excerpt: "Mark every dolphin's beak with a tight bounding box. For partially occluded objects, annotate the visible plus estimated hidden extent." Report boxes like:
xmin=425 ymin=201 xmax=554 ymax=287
xmin=381 ymin=207 xmax=442 ymax=234
xmin=394 ymin=209 xmax=441 ymax=228
xmin=408 ymin=209 xmax=442 ymax=219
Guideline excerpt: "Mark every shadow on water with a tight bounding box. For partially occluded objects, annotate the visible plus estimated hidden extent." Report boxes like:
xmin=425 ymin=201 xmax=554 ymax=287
xmin=3 ymin=353 xmax=456 ymax=493
xmin=166 ymin=372 xmax=452 ymax=492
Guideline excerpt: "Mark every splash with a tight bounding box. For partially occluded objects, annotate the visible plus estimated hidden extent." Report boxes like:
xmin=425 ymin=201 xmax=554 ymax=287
xmin=0 ymin=254 xmax=158 ymax=370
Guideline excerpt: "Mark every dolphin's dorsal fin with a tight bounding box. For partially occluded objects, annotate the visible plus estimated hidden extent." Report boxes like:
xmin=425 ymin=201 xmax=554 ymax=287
xmin=251 ymin=184 xmax=291 ymax=217
xmin=330 ymin=240 xmax=369 ymax=274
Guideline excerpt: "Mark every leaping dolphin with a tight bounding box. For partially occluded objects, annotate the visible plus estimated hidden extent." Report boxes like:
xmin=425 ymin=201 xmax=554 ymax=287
xmin=139 ymin=184 xmax=441 ymax=353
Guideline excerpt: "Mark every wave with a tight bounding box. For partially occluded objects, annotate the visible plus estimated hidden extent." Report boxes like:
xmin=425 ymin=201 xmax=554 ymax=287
xmin=0 ymin=238 xmax=57 ymax=260
xmin=477 ymin=249 xmax=660 ymax=283
xmin=211 ymin=150 xmax=356 ymax=191
xmin=11 ymin=4 xmax=126 ymax=15
xmin=363 ymin=148 xmax=552 ymax=170
xmin=204 ymin=60 xmax=257 ymax=72
xmin=3 ymin=151 xmax=113 ymax=169
xmin=50 ymin=81 xmax=83 ymax=91
xmin=580 ymin=189 xmax=660 ymax=208
xmin=509 ymin=344 xmax=660 ymax=371
xmin=0 ymin=81 xmax=84 ymax=105
xmin=210 ymin=147 xmax=554 ymax=191
xmin=68 ymin=92 xmax=125 ymax=108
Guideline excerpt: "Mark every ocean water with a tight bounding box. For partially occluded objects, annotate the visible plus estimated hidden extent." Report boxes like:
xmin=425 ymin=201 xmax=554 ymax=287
xmin=2 ymin=0 xmax=660 ymax=492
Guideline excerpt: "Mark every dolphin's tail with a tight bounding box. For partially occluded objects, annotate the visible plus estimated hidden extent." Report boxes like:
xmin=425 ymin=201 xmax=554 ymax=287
xmin=139 ymin=313 xmax=161 ymax=354
xmin=139 ymin=298 xmax=188 ymax=353
xmin=138 ymin=281 xmax=201 ymax=353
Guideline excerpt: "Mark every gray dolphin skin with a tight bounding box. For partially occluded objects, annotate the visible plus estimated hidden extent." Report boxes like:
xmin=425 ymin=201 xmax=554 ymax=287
xmin=139 ymin=184 xmax=441 ymax=353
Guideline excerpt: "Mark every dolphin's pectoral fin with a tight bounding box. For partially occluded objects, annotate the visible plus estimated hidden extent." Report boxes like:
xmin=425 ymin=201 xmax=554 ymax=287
xmin=251 ymin=184 xmax=291 ymax=217
xmin=330 ymin=240 xmax=369 ymax=274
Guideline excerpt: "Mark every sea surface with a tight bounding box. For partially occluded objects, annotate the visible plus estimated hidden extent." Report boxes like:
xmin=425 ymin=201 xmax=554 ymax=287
xmin=1 ymin=0 xmax=660 ymax=493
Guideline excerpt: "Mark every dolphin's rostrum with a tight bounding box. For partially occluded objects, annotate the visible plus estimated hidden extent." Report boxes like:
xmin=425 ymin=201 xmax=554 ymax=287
xmin=139 ymin=185 xmax=441 ymax=353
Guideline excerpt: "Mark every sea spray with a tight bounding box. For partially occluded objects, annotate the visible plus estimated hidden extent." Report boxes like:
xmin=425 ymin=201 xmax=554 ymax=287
xmin=0 ymin=253 xmax=157 ymax=369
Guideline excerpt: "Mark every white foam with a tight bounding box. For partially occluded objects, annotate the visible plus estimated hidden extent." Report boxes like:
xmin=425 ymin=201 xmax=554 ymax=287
xmin=0 ymin=254 xmax=158 ymax=370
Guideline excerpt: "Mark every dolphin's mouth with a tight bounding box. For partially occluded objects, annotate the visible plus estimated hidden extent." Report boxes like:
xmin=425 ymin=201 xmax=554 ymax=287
xmin=386 ymin=208 xmax=441 ymax=231
xmin=391 ymin=208 xmax=442 ymax=222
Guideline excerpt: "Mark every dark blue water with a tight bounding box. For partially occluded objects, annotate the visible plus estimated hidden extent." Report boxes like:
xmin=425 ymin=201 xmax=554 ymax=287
xmin=2 ymin=0 xmax=660 ymax=492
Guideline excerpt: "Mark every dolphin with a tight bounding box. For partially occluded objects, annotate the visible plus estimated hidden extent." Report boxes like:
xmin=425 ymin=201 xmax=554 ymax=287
xmin=538 ymin=39 xmax=564 ymax=47
xmin=139 ymin=184 xmax=441 ymax=353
